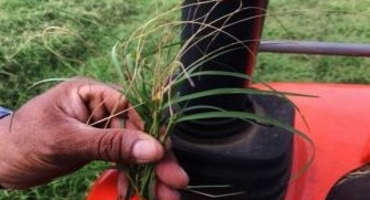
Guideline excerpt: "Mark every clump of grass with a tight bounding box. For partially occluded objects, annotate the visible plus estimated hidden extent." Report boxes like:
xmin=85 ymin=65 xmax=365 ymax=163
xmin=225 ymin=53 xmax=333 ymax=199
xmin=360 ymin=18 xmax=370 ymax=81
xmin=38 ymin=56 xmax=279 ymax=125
xmin=107 ymin=1 xmax=315 ymax=199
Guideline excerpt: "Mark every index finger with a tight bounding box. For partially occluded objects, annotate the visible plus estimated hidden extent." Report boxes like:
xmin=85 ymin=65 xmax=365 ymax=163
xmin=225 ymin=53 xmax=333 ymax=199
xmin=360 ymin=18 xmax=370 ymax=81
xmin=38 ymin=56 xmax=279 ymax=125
xmin=78 ymin=82 xmax=129 ymax=116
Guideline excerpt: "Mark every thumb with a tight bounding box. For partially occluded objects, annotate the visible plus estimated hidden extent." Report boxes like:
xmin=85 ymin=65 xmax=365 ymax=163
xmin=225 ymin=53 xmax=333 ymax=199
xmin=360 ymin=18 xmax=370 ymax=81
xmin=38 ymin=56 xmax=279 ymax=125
xmin=73 ymin=126 xmax=164 ymax=164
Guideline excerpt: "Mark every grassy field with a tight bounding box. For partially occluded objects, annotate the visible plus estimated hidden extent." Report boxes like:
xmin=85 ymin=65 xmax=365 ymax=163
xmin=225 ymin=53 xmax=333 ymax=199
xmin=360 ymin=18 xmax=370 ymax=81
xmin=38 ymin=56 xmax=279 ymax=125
xmin=1 ymin=0 xmax=370 ymax=199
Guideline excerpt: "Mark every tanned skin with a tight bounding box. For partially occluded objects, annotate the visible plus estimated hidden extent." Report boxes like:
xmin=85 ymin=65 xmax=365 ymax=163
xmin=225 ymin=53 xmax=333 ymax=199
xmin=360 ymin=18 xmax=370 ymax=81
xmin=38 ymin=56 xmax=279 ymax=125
xmin=0 ymin=77 xmax=188 ymax=200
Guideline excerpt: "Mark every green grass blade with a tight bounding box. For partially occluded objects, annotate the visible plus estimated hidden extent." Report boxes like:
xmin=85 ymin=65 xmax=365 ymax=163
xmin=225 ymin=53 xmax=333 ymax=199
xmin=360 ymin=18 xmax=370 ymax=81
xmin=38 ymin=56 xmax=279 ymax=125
xmin=29 ymin=78 xmax=69 ymax=89
xmin=174 ymin=70 xmax=317 ymax=97
xmin=111 ymin=42 xmax=125 ymax=81
xmin=164 ymin=87 xmax=316 ymax=109
xmin=174 ymin=70 xmax=316 ymax=132
xmin=180 ymin=105 xmax=226 ymax=113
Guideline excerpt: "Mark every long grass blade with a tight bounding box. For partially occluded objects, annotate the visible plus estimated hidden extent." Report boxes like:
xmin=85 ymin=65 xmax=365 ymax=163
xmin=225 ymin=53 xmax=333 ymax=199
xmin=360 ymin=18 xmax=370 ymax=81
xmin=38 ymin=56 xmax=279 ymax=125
xmin=164 ymin=87 xmax=316 ymax=110
xmin=29 ymin=78 xmax=69 ymax=89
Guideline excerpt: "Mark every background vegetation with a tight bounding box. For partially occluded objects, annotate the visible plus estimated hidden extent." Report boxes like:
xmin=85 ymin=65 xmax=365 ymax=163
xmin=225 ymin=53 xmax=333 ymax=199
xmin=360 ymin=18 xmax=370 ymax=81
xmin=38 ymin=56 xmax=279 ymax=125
xmin=0 ymin=0 xmax=369 ymax=199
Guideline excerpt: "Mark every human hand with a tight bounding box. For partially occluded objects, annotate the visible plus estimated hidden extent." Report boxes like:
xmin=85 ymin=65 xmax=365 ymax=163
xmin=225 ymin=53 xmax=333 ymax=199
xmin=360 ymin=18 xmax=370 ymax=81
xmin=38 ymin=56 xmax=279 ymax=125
xmin=0 ymin=77 xmax=188 ymax=200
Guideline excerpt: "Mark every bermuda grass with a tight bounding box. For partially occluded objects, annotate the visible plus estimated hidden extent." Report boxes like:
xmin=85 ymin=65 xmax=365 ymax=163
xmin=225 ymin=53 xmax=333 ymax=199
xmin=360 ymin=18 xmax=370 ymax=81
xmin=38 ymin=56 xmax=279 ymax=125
xmin=0 ymin=0 xmax=370 ymax=199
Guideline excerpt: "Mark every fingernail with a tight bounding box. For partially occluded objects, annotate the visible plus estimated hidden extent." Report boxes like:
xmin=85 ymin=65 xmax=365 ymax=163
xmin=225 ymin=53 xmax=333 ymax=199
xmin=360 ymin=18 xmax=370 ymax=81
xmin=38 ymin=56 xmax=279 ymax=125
xmin=133 ymin=140 xmax=159 ymax=162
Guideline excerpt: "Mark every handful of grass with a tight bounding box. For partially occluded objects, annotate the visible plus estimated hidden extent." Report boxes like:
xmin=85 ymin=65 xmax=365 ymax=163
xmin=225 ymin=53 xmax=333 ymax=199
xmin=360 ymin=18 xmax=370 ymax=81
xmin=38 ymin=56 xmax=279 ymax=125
xmin=110 ymin=1 xmax=314 ymax=199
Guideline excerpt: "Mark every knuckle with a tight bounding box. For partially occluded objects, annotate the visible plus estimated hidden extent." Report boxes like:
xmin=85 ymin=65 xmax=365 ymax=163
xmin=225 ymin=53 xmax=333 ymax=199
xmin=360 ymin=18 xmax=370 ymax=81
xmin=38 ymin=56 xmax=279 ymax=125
xmin=96 ymin=132 xmax=125 ymax=162
xmin=96 ymin=130 xmax=141 ymax=162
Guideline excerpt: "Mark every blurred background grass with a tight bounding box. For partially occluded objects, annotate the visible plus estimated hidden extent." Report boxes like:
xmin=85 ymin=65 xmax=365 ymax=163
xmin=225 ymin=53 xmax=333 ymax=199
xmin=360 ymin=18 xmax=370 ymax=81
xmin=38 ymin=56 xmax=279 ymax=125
xmin=0 ymin=0 xmax=369 ymax=199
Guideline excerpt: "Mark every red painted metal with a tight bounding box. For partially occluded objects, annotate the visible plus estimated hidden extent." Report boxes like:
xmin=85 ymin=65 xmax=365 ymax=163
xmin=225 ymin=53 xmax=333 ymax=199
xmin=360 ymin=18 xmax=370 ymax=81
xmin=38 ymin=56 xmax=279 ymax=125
xmin=86 ymin=83 xmax=370 ymax=200
xmin=261 ymin=82 xmax=370 ymax=200
xmin=86 ymin=169 xmax=119 ymax=200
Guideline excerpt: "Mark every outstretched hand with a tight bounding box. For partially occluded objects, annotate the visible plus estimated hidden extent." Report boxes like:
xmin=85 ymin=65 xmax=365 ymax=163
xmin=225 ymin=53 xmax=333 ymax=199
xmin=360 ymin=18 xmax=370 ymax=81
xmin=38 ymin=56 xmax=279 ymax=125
xmin=0 ymin=77 xmax=188 ymax=200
